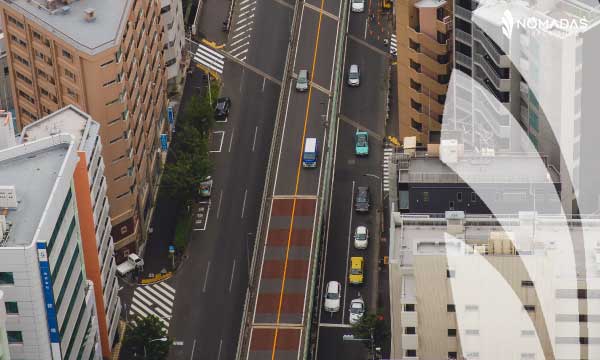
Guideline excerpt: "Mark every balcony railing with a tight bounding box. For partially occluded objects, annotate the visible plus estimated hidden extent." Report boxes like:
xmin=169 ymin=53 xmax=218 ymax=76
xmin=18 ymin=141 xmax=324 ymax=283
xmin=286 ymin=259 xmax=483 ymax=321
xmin=407 ymin=26 xmax=449 ymax=55
xmin=454 ymin=5 xmax=472 ymax=20
xmin=473 ymin=26 xmax=509 ymax=67
xmin=455 ymin=28 xmax=472 ymax=44
xmin=474 ymin=54 xmax=510 ymax=91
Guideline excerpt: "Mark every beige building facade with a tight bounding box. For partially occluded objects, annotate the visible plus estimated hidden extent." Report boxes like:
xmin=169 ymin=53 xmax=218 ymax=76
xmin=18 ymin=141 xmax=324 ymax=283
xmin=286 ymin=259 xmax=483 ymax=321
xmin=0 ymin=0 xmax=168 ymax=259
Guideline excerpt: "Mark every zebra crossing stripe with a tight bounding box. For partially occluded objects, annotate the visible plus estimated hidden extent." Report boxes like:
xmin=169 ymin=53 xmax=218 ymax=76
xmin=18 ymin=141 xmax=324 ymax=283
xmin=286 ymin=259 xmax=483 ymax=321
xmin=130 ymin=303 xmax=149 ymax=318
xmin=156 ymin=282 xmax=176 ymax=297
xmin=143 ymin=286 xmax=174 ymax=308
xmin=137 ymin=287 xmax=173 ymax=312
xmin=131 ymin=298 xmax=156 ymax=318
xmin=390 ymin=34 xmax=397 ymax=56
xmin=133 ymin=291 xmax=153 ymax=307
xmin=154 ymin=306 xmax=172 ymax=320
xmin=194 ymin=44 xmax=225 ymax=74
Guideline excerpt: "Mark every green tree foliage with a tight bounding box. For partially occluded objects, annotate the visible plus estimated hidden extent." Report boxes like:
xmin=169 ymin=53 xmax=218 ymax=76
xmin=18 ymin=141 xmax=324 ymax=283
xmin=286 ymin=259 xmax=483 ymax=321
xmin=123 ymin=315 xmax=172 ymax=359
xmin=351 ymin=312 xmax=390 ymax=350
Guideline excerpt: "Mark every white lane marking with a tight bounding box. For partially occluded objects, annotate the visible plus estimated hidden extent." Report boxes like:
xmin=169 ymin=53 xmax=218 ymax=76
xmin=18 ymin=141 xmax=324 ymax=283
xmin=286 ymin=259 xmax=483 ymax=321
xmin=233 ymin=49 xmax=249 ymax=58
xmin=241 ymin=188 xmax=248 ymax=219
xmin=154 ymin=305 xmax=172 ymax=319
xmin=129 ymin=303 xmax=149 ymax=318
xmin=217 ymin=339 xmax=223 ymax=360
xmin=319 ymin=323 xmax=353 ymax=328
xmin=230 ymin=34 xmax=251 ymax=47
xmin=153 ymin=284 xmax=176 ymax=302
xmin=229 ymin=259 xmax=237 ymax=292
xmin=230 ymin=41 xmax=251 ymax=55
xmin=261 ymin=77 xmax=266 ymax=92
xmin=232 ymin=29 xmax=249 ymax=39
xmin=235 ymin=21 xmax=254 ymax=32
xmin=157 ymin=281 xmax=176 ymax=295
xmin=342 ymin=181 xmax=356 ymax=325
xmin=216 ymin=190 xmax=224 ymax=219
xmin=252 ymin=126 xmax=259 ymax=152
xmin=364 ymin=17 xmax=368 ymax=39
xmin=240 ymin=56 xmax=247 ymax=62
xmin=133 ymin=290 xmax=153 ymax=307
xmin=136 ymin=287 xmax=172 ymax=314
xmin=199 ymin=204 xmax=211 ymax=231
xmin=202 ymin=261 xmax=211 ymax=293
xmin=210 ymin=131 xmax=225 ymax=153
xmin=228 ymin=128 xmax=235 ymax=152
xmin=237 ymin=13 xmax=255 ymax=25
xmin=240 ymin=0 xmax=251 ymax=4
xmin=240 ymin=3 xmax=255 ymax=12
xmin=190 ymin=339 xmax=197 ymax=360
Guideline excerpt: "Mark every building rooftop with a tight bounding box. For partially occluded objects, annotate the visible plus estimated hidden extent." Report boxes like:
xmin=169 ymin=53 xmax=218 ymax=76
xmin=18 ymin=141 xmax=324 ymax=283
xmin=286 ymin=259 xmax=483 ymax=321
xmin=0 ymin=135 xmax=73 ymax=247
xmin=21 ymin=105 xmax=99 ymax=162
xmin=397 ymin=152 xmax=561 ymax=184
xmin=4 ymin=0 xmax=132 ymax=55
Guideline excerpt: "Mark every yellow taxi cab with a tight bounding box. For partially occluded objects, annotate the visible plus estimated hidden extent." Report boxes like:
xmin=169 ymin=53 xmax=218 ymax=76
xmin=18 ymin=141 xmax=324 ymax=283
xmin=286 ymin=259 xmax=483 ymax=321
xmin=348 ymin=257 xmax=364 ymax=285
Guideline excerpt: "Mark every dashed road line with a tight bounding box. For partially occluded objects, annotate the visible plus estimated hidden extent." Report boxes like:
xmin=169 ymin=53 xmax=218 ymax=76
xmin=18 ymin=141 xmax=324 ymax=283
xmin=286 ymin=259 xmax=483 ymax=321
xmin=227 ymin=0 xmax=257 ymax=62
xmin=383 ymin=147 xmax=393 ymax=192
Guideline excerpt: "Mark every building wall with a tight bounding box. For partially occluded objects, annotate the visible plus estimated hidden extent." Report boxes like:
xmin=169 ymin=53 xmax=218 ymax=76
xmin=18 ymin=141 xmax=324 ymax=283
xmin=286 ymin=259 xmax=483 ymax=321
xmin=161 ymin=0 xmax=186 ymax=90
xmin=0 ymin=291 xmax=10 ymax=360
xmin=396 ymin=0 xmax=452 ymax=145
xmin=0 ymin=0 xmax=168 ymax=260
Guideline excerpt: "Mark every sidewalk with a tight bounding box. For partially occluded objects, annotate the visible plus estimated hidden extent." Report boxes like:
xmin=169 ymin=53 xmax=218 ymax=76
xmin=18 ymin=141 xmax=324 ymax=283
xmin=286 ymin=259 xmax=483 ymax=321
xmin=142 ymin=67 xmax=209 ymax=277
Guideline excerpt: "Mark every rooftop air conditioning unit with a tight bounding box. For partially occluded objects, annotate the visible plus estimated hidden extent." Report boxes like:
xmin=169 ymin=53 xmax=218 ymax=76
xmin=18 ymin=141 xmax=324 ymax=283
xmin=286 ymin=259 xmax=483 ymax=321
xmin=84 ymin=8 xmax=96 ymax=22
xmin=0 ymin=186 xmax=17 ymax=208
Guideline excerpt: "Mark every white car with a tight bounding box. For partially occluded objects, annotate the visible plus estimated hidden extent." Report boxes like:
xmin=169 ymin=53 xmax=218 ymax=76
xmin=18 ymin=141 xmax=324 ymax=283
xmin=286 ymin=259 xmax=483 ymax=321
xmin=351 ymin=0 xmax=365 ymax=12
xmin=324 ymin=281 xmax=341 ymax=312
xmin=349 ymin=297 xmax=365 ymax=324
xmin=348 ymin=64 xmax=360 ymax=87
xmin=354 ymin=225 xmax=369 ymax=249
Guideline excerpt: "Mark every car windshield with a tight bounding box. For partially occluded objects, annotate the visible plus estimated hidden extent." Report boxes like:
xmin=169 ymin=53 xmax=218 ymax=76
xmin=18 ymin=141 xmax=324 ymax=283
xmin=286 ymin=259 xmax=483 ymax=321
xmin=326 ymin=292 xmax=339 ymax=300
xmin=304 ymin=152 xmax=316 ymax=160
xmin=356 ymin=231 xmax=366 ymax=240
xmin=350 ymin=303 xmax=363 ymax=314
xmin=351 ymin=268 xmax=362 ymax=275
xmin=350 ymin=71 xmax=359 ymax=79
xmin=352 ymin=0 xmax=362 ymax=3
xmin=356 ymin=134 xmax=367 ymax=146
xmin=357 ymin=190 xmax=367 ymax=202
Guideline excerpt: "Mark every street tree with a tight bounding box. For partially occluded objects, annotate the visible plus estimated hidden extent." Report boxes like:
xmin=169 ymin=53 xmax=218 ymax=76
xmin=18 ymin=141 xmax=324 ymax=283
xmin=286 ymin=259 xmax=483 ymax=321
xmin=351 ymin=312 xmax=389 ymax=351
xmin=122 ymin=315 xmax=172 ymax=359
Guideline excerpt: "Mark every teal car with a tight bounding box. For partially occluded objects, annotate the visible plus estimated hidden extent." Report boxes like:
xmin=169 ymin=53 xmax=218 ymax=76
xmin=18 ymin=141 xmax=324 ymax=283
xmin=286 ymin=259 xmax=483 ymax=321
xmin=355 ymin=130 xmax=369 ymax=156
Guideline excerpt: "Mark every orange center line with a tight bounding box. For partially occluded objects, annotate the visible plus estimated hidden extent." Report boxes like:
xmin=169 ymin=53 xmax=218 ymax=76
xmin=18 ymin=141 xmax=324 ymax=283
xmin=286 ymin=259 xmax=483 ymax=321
xmin=270 ymin=0 xmax=327 ymax=358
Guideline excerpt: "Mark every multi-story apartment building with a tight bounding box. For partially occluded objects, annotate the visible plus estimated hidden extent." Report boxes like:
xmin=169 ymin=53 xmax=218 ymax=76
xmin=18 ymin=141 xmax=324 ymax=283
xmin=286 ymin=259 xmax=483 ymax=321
xmin=0 ymin=134 xmax=101 ymax=359
xmin=0 ymin=291 xmax=9 ymax=360
xmin=396 ymin=0 xmax=453 ymax=145
xmin=389 ymin=212 xmax=600 ymax=359
xmin=160 ymin=0 xmax=185 ymax=92
xmin=0 ymin=0 xmax=169 ymax=260
xmin=0 ymin=21 xmax=14 ymax=115
xmin=21 ymin=105 xmax=121 ymax=358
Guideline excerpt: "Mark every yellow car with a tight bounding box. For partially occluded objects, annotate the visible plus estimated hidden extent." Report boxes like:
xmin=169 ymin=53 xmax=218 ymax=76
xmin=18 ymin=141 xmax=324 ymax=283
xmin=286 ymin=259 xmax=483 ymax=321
xmin=349 ymin=257 xmax=364 ymax=285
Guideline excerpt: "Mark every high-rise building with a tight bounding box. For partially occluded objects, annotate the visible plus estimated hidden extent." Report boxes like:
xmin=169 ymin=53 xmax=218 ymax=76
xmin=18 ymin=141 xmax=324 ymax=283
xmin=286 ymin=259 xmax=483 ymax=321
xmin=0 ymin=20 xmax=14 ymax=116
xmin=21 ymin=105 xmax=121 ymax=358
xmin=0 ymin=134 xmax=101 ymax=359
xmin=0 ymin=290 xmax=9 ymax=360
xmin=396 ymin=0 xmax=453 ymax=145
xmin=0 ymin=0 xmax=169 ymax=259
xmin=160 ymin=0 xmax=186 ymax=92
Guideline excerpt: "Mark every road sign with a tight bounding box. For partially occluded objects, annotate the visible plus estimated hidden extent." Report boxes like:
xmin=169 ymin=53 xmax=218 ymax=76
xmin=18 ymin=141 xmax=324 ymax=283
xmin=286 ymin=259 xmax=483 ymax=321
xmin=160 ymin=134 xmax=168 ymax=151
xmin=167 ymin=106 xmax=174 ymax=125
xmin=169 ymin=245 xmax=175 ymax=254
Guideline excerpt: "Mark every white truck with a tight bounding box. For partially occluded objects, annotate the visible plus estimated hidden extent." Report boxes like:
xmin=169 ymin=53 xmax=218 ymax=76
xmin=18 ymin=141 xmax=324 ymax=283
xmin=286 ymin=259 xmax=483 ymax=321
xmin=117 ymin=253 xmax=144 ymax=276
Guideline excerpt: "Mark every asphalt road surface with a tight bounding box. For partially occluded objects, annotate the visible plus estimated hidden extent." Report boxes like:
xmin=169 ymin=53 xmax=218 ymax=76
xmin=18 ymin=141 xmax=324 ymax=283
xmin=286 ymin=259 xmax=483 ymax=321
xmin=168 ymin=0 xmax=294 ymax=358
xmin=314 ymin=0 xmax=391 ymax=358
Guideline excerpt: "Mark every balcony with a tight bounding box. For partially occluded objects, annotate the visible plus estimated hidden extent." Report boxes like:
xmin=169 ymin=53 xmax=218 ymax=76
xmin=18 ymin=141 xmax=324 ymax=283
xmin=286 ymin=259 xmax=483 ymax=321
xmin=409 ymin=68 xmax=448 ymax=95
xmin=474 ymin=54 xmax=510 ymax=91
xmin=402 ymin=333 xmax=419 ymax=350
xmin=473 ymin=26 xmax=510 ymax=67
xmin=407 ymin=26 xmax=449 ymax=55
xmin=454 ymin=4 xmax=472 ymax=20
xmin=455 ymin=28 xmax=472 ymax=44
xmin=401 ymin=310 xmax=418 ymax=326
xmin=436 ymin=16 xmax=452 ymax=34
xmin=455 ymin=51 xmax=472 ymax=68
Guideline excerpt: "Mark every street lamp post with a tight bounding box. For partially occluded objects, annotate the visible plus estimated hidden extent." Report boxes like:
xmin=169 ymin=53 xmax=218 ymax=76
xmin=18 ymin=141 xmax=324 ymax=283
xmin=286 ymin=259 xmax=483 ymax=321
xmin=143 ymin=337 xmax=168 ymax=359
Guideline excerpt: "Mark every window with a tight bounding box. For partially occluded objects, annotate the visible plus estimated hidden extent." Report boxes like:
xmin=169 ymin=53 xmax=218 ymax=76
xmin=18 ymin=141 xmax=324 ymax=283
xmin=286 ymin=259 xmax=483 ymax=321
xmin=5 ymin=301 xmax=18 ymax=314
xmin=8 ymin=15 xmax=25 ymax=29
xmin=524 ymin=305 xmax=536 ymax=312
xmin=404 ymin=304 xmax=415 ymax=312
xmin=6 ymin=331 xmax=23 ymax=344
xmin=447 ymin=304 xmax=455 ymax=312
xmin=161 ymin=4 xmax=171 ymax=14
xmin=62 ymin=49 xmax=73 ymax=60
xmin=448 ymin=351 xmax=457 ymax=359
xmin=580 ymin=315 xmax=588 ymax=322
xmin=18 ymin=90 xmax=35 ymax=104
xmin=521 ymin=280 xmax=534 ymax=287
xmin=521 ymin=353 xmax=535 ymax=359
xmin=466 ymin=329 xmax=480 ymax=335
xmin=457 ymin=192 xmax=462 ymax=202
xmin=578 ymin=289 xmax=587 ymax=299
xmin=447 ymin=269 xmax=455 ymax=278
xmin=470 ymin=192 xmax=477 ymax=203
xmin=406 ymin=349 xmax=417 ymax=357
xmin=66 ymin=87 xmax=78 ymax=100
xmin=465 ymin=304 xmax=479 ymax=311
xmin=411 ymin=119 xmax=422 ymax=132
xmin=64 ymin=68 xmax=76 ymax=81
xmin=521 ymin=330 xmax=535 ymax=336
xmin=15 ymin=71 xmax=32 ymax=85
xmin=423 ymin=191 xmax=429 ymax=202
xmin=33 ymin=31 xmax=42 ymax=40
xmin=0 ymin=272 xmax=14 ymax=285
xmin=10 ymin=34 xmax=27 ymax=48
xmin=448 ymin=329 xmax=457 ymax=336
xmin=405 ymin=327 xmax=416 ymax=334
xmin=100 ymin=59 xmax=114 ymax=67
xmin=449 ymin=201 xmax=455 ymax=210
xmin=410 ymin=99 xmax=422 ymax=112
xmin=105 ymin=97 xmax=120 ymax=106
xmin=580 ymin=337 xmax=589 ymax=344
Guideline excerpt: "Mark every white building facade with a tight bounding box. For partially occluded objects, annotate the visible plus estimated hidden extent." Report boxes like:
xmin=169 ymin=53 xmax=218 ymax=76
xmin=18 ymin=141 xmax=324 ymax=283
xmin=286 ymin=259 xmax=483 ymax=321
xmin=161 ymin=0 xmax=186 ymax=91
xmin=0 ymin=135 xmax=100 ymax=359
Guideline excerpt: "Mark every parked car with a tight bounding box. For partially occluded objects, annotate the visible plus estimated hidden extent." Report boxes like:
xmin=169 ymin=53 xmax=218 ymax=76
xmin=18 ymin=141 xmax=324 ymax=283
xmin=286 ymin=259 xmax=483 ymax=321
xmin=348 ymin=64 xmax=360 ymax=86
xmin=198 ymin=176 xmax=213 ymax=197
xmin=324 ymin=281 xmax=341 ymax=312
xmin=348 ymin=257 xmax=364 ymax=285
xmin=348 ymin=297 xmax=366 ymax=324
xmin=354 ymin=186 xmax=370 ymax=212
xmin=351 ymin=0 xmax=365 ymax=12
xmin=354 ymin=225 xmax=369 ymax=249
xmin=296 ymin=69 xmax=309 ymax=92
xmin=214 ymin=97 xmax=231 ymax=119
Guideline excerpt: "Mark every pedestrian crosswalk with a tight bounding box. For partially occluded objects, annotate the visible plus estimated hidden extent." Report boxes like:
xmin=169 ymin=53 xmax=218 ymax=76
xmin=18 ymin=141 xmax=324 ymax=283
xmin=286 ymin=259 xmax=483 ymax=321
xmin=227 ymin=0 xmax=256 ymax=61
xmin=389 ymin=34 xmax=397 ymax=57
xmin=193 ymin=43 xmax=225 ymax=75
xmin=383 ymin=147 xmax=394 ymax=192
xmin=128 ymin=282 xmax=176 ymax=333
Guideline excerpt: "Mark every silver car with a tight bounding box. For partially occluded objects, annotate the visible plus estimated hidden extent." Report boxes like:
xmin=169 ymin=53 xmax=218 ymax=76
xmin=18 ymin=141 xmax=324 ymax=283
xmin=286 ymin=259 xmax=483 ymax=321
xmin=296 ymin=69 xmax=309 ymax=92
xmin=348 ymin=64 xmax=360 ymax=87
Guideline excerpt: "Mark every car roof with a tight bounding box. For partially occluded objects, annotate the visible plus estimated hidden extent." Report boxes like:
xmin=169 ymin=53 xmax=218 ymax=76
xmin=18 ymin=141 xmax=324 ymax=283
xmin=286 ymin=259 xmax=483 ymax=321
xmin=299 ymin=69 xmax=308 ymax=76
xmin=356 ymin=225 xmax=367 ymax=232
xmin=357 ymin=186 xmax=368 ymax=191
xmin=327 ymin=281 xmax=340 ymax=291
xmin=350 ymin=64 xmax=359 ymax=71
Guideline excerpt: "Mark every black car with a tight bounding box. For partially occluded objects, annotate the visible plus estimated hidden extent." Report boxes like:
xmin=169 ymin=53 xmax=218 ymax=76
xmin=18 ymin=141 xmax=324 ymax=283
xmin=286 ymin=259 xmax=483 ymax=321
xmin=215 ymin=97 xmax=231 ymax=119
xmin=354 ymin=186 xmax=370 ymax=212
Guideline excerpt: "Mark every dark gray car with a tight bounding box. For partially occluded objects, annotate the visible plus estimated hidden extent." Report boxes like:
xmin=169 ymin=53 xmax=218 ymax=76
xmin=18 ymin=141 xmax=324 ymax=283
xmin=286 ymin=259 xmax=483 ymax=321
xmin=354 ymin=186 xmax=370 ymax=212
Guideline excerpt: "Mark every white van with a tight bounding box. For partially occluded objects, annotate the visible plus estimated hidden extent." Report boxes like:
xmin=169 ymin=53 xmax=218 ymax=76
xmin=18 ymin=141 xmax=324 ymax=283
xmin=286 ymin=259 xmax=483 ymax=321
xmin=302 ymin=137 xmax=318 ymax=168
